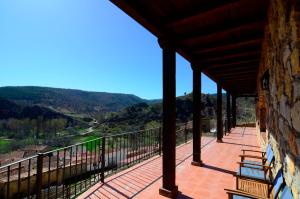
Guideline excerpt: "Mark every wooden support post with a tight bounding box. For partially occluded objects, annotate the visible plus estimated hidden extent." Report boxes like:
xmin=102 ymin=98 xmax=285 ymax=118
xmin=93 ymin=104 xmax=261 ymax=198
xmin=191 ymin=67 xmax=202 ymax=166
xmin=158 ymin=42 xmax=178 ymax=198
xmin=217 ymin=83 xmax=223 ymax=142
xmin=226 ymin=92 xmax=231 ymax=134
xmin=232 ymin=95 xmax=237 ymax=127
xmin=36 ymin=153 xmax=44 ymax=199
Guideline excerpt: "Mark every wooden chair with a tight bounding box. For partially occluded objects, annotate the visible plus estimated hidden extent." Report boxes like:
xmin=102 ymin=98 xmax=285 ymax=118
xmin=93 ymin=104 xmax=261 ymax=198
xmin=225 ymin=169 xmax=293 ymax=199
xmin=235 ymin=145 xmax=275 ymax=189
xmin=240 ymin=144 xmax=274 ymax=169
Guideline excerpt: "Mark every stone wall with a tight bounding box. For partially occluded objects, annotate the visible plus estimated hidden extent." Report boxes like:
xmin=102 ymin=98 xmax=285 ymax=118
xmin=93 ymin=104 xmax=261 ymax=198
xmin=256 ymin=0 xmax=300 ymax=198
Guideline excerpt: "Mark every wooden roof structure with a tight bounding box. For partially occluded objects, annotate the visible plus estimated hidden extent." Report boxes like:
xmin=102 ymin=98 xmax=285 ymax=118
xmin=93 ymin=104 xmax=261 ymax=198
xmin=109 ymin=0 xmax=269 ymax=95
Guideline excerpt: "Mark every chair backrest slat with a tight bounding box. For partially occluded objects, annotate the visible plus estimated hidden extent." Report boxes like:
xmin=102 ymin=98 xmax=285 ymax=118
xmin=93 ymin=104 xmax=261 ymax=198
xmin=273 ymin=169 xmax=284 ymax=199
xmin=280 ymin=186 xmax=293 ymax=199
xmin=266 ymin=145 xmax=274 ymax=166
xmin=266 ymin=144 xmax=271 ymax=155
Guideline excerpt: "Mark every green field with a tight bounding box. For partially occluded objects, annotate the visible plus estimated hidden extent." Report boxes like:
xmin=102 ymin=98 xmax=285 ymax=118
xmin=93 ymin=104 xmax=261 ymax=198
xmin=0 ymin=138 xmax=12 ymax=153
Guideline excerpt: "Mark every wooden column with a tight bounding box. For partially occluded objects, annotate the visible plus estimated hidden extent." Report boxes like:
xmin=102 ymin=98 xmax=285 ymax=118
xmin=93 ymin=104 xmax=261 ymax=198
xmin=226 ymin=92 xmax=231 ymax=133
xmin=159 ymin=42 xmax=178 ymax=198
xmin=217 ymin=82 xmax=223 ymax=142
xmin=191 ymin=66 xmax=202 ymax=166
xmin=232 ymin=95 xmax=237 ymax=128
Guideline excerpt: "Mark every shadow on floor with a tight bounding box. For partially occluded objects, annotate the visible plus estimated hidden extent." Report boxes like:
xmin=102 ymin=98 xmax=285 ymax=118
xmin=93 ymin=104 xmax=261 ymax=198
xmin=221 ymin=141 xmax=260 ymax=148
xmin=80 ymin=137 xmax=217 ymax=199
xmin=202 ymin=164 xmax=236 ymax=175
xmin=177 ymin=192 xmax=194 ymax=199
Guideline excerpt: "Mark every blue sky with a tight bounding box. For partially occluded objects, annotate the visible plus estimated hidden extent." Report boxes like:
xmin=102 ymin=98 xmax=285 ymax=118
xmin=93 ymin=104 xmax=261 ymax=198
xmin=0 ymin=0 xmax=217 ymax=99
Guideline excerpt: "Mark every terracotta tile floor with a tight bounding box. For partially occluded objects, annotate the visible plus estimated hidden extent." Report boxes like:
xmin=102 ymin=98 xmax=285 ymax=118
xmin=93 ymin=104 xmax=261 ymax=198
xmin=78 ymin=127 xmax=260 ymax=199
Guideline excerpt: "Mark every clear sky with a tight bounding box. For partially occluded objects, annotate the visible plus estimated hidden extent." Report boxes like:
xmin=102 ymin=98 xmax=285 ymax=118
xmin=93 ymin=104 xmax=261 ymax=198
xmin=0 ymin=0 xmax=217 ymax=99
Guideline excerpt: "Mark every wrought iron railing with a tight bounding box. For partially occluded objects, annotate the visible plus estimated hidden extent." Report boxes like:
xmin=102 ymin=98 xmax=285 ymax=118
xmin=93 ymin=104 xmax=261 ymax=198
xmin=0 ymin=122 xmax=193 ymax=199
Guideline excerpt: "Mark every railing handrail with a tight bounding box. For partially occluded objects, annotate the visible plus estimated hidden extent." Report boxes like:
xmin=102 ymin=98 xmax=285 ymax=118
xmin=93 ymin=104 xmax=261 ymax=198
xmin=0 ymin=121 xmax=195 ymax=199
xmin=0 ymin=155 xmax=38 ymax=170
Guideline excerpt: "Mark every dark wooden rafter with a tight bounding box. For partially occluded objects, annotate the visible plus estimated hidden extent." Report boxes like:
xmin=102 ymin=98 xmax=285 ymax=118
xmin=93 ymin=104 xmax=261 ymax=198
xmin=204 ymin=59 xmax=260 ymax=70
xmin=210 ymin=63 xmax=259 ymax=73
xmin=180 ymin=21 xmax=265 ymax=47
xmin=167 ymin=0 xmax=268 ymax=36
xmin=201 ymin=50 xmax=261 ymax=63
xmin=194 ymin=38 xmax=263 ymax=54
xmin=215 ymin=70 xmax=257 ymax=77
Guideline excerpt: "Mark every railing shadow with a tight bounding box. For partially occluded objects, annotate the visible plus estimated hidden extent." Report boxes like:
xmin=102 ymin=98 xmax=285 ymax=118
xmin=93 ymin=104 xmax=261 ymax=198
xmin=202 ymin=164 xmax=236 ymax=175
xmin=221 ymin=141 xmax=260 ymax=148
xmin=177 ymin=192 xmax=194 ymax=199
xmin=82 ymin=137 xmax=216 ymax=199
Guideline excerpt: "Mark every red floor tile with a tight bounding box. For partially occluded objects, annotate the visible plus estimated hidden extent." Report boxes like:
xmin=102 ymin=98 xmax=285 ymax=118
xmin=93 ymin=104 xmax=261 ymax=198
xmin=78 ymin=127 xmax=260 ymax=199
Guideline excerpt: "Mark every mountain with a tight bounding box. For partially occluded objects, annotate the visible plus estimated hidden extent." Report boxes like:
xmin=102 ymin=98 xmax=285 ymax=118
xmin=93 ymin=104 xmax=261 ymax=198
xmin=101 ymin=93 xmax=256 ymax=132
xmin=0 ymin=97 xmax=74 ymax=122
xmin=0 ymin=86 xmax=148 ymax=115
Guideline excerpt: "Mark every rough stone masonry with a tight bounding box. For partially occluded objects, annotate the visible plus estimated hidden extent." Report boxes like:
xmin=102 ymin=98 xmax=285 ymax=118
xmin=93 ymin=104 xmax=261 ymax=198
xmin=256 ymin=0 xmax=300 ymax=198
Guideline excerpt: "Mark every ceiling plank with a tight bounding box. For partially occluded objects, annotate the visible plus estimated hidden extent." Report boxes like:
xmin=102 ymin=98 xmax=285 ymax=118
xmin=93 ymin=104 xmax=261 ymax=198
xmin=201 ymin=51 xmax=261 ymax=63
xmin=193 ymin=38 xmax=263 ymax=54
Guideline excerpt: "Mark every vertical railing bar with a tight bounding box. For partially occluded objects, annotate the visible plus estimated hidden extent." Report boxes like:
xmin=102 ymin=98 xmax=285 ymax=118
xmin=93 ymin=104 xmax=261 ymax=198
xmin=62 ymin=149 xmax=66 ymax=199
xmin=56 ymin=151 xmax=59 ymax=199
xmin=94 ymin=140 xmax=97 ymax=182
xmin=85 ymin=143 xmax=88 ymax=189
xmin=68 ymin=147 xmax=72 ymax=199
xmin=106 ymin=138 xmax=109 ymax=176
xmin=48 ymin=155 xmax=51 ymax=198
xmin=75 ymin=145 xmax=78 ymax=196
xmin=159 ymin=126 xmax=162 ymax=156
xmin=114 ymin=137 xmax=117 ymax=172
xmin=17 ymin=162 xmax=21 ymax=199
xmin=130 ymin=134 xmax=132 ymax=165
xmin=123 ymin=133 xmax=125 ymax=168
xmin=97 ymin=139 xmax=101 ymax=181
xmin=119 ymin=136 xmax=122 ymax=169
xmin=89 ymin=141 xmax=92 ymax=187
xmin=80 ymin=144 xmax=83 ymax=192
xmin=126 ymin=134 xmax=129 ymax=167
xmin=7 ymin=165 xmax=10 ymax=199
xmin=101 ymin=137 xmax=105 ymax=183
xmin=27 ymin=159 xmax=31 ymax=199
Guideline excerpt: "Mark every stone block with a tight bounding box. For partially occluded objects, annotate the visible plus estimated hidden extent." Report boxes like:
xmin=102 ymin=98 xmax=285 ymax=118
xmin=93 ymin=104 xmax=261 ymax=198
xmin=288 ymin=131 xmax=298 ymax=156
xmin=293 ymin=76 xmax=300 ymax=101
xmin=291 ymin=101 xmax=300 ymax=133
xmin=291 ymin=48 xmax=300 ymax=76
xmin=279 ymin=95 xmax=292 ymax=125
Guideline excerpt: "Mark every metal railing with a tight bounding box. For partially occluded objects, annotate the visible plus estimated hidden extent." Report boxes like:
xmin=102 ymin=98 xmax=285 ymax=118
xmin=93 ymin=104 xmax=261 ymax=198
xmin=0 ymin=122 xmax=193 ymax=199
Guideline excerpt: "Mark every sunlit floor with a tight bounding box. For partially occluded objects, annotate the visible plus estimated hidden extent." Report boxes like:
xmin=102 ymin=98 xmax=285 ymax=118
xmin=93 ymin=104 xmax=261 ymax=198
xmin=78 ymin=127 xmax=260 ymax=199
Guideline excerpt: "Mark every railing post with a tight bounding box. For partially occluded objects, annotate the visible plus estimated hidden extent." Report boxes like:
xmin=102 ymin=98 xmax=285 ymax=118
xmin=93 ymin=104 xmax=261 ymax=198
xmin=159 ymin=126 xmax=162 ymax=156
xmin=36 ymin=153 xmax=44 ymax=199
xmin=101 ymin=137 xmax=106 ymax=183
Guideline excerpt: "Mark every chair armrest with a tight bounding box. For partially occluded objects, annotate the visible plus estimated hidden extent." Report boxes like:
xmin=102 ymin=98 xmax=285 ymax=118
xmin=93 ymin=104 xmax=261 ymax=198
xmin=237 ymin=162 xmax=272 ymax=170
xmin=239 ymin=154 xmax=267 ymax=160
xmin=241 ymin=149 xmax=264 ymax=153
xmin=225 ymin=188 xmax=266 ymax=199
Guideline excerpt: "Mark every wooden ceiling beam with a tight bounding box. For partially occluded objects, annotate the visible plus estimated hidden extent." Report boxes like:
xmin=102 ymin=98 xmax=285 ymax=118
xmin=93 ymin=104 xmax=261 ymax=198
xmin=179 ymin=21 xmax=265 ymax=46
xmin=201 ymin=51 xmax=261 ymax=63
xmin=193 ymin=38 xmax=263 ymax=54
xmin=210 ymin=63 xmax=258 ymax=73
xmin=167 ymin=0 xmax=269 ymax=36
xmin=215 ymin=70 xmax=257 ymax=77
xmin=203 ymin=59 xmax=260 ymax=69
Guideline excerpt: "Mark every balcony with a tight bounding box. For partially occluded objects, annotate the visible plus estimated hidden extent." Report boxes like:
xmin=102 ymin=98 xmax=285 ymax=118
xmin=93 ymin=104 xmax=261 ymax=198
xmin=78 ymin=127 xmax=258 ymax=199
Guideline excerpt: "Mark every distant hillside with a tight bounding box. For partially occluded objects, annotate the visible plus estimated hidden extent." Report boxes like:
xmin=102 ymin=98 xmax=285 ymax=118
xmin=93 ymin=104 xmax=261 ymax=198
xmin=101 ymin=93 xmax=256 ymax=132
xmin=0 ymin=86 xmax=148 ymax=115
xmin=0 ymin=97 xmax=74 ymax=123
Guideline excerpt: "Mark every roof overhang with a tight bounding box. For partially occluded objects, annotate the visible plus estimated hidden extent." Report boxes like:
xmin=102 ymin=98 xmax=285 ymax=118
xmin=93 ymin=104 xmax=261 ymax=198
xmin=109 ymin=0 xmax=270 ymax=95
